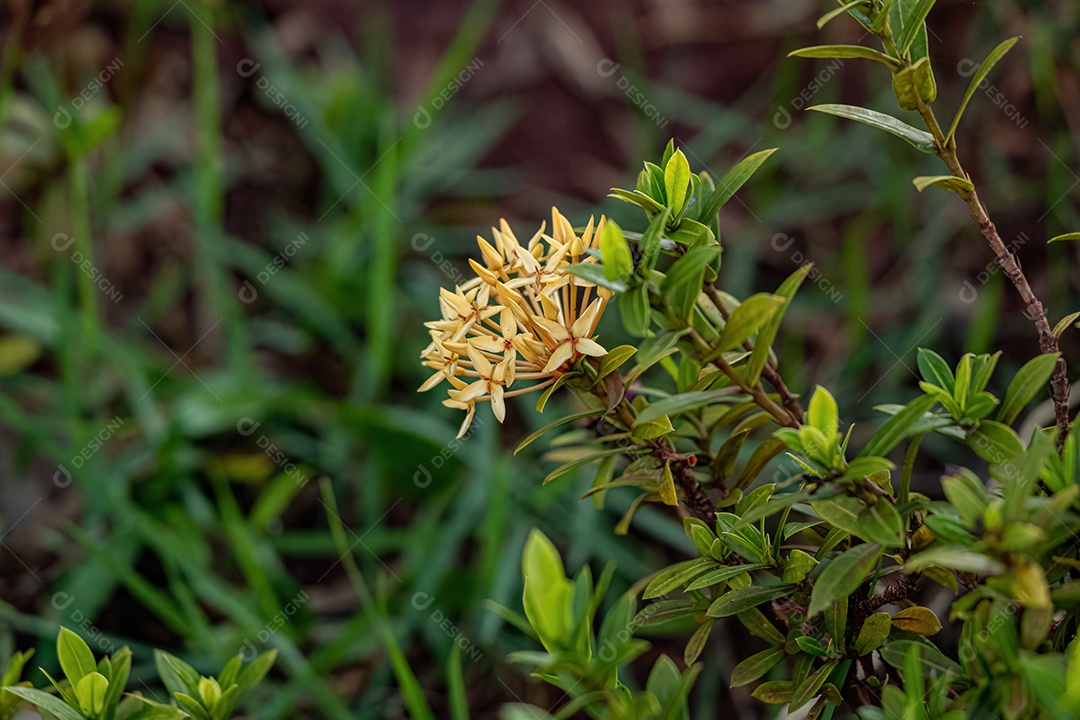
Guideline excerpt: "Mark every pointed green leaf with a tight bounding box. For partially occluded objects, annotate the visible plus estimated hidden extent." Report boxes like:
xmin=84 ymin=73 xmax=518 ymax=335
xmin=58 ymin=628 xmax=97 ymax=687
xmin=897 ymin=0 xmax=937 ymax=55
xmin=808 ymin=104 xmax=936 ymax=153
xmin=855 ymin=612 xmax=892 ymax=655
xmin=716 ymin=294 xmax=785 ymax=355
xmin=808 ymin=543 xmax=882 ymax=617
xmin=730 ymin=647 xmax=786 ymax=687
xmin=707 ymin=584 xmax=793 ymax=618
xmin=789 ymin=45 xmax=899 ymax=69
xmin=664 ymin=149 xmax=692 ymax=216
xmin=997 ymin=353 xmax=1059 ymax=425
xmin=912 ymin=175 xmax=974 ymax=194
xmin=600 ymin=220 xmax=633 ymax=282
xmin=694 ymin=149 xmax=778 ymax=222
xmin=946 ymin=37 xmax=1020 ymax=144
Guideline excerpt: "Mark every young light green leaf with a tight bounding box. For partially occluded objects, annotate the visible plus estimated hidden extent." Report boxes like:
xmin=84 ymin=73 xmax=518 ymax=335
xmin=808 ymin=386 xmax=840 ymax=439
xmin=808 ymin=104 xmax=937 ymax=153
xmin=58 ymin=627 xmax=97 ymax=687
xmin=912 ymin=175 xmax=974 ymax=194
xmin=1048 ymin=232 xmax=1080 ymax=244
xmin=997 ymin=353 xmax=1060 ymax=425
xmin=946 ymin=37 xmax=1020 ymax=144
xmin=76 ymin=672 xmax=110 ymax=716
xmin=599 ymin=220 xmax=633 ymax=282
xmin=521 ymin=529 xmax=574 ymax=652
xmin=716 ymin=294 xmax=785 ymax=355
xmin=684 ymin=619 xmax=714 ymax=665
xmin=808 ymin=543 xmax=882 ymax=617
xmin=664 ymin=149 xmax=692 ymax=216
xmin=565 ymin=263 xmax=627 ymax=292
xmin=789 ymin=45 xmax=899 ymax=69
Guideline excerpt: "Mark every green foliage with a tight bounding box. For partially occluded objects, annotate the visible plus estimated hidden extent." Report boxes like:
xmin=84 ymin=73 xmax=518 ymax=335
xmin=502 ymin=47 xmax=1080 ymax=710
xmin=2 ymin=628 xmax=274 ymax=720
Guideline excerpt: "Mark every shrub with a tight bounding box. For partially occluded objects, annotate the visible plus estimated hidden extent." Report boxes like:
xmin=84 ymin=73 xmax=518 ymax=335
xmin=420 ymin=2 xmax=1080 ymax=717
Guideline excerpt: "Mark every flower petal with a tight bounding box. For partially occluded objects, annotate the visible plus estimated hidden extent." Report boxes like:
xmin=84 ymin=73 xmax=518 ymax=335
xmin=465 ymin=344 xmax=493 ymax=377
xmin=574 ymin=337 xmax=607 ymax=357
xmin=542 ymin=342 xmax=575 ymax=373
xmin=490 ymin=385 xmax=506 ymax=423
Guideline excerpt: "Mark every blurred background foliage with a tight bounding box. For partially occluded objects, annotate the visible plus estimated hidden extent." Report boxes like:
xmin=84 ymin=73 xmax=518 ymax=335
xmin=0 ymin=0 xmax=1078 ymax=717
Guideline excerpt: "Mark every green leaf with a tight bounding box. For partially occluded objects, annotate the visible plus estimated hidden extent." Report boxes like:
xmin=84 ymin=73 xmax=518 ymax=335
xmin=716 ymin=294 xmax=785 ymax=355
xmin=707 ymin=584 xmax=793 ymax=618
xmin=997 ymin=353 xmax=1059 ymax=425
xmin=940 ymin=469 xmax=989 ymax=527
xmin=857 ymin=502 xmax=904 ymax=547
xmin=515 ymin=409 xmax=600 ymax=455
xmin=635 ymin=389 xmax=735 ymax=425
xmin=685 ymin=563 xmax=768 ymax=591
xmin=694 ymin=149 xmax=778 ymax=222
xmin=58 ymin=627 xmax=97 ymax=687
xmin=917 ymin=348 xmax=954 ymax=390
xmin=892 ymin=57 xmax=937 ymax=110
xmin=608 ymin=188 xmax=666 ymax=215
xmin=946 ymin=37 xmax=1020 ymax=144
xmin=684 ymin=619 xmax=714 ymax=665
xmin=663 ymin=245 xmax=721 ymax=321
xmin=808 ymin=543 xmax=882 ymax=617
xmin=619 ymin=283 xmax=650 ymax=337
xmin=639 ymin=207 xmax=672 ymax=270
xmin=565 ymin=263 xmax=627 ymax=292
xmin=1048 ymin=232 xmax=1080 ymax=244
xmin=644 ymin=557 xmax=719 ymax=599
xmin=746 ymin=264 xmax=812 ymax=385
xmin=543 ymin=447 xmax=643 ymax=486
xmin=967 ymin=420 xmax=1024 ymax=464
xmin=795 ymin=635 xmax=829 ymax=656
xmin=4 ymin=687 xmax=84 ymax=720
xmin=1052 ymin=311 xmax=1080 ymax=338
xmin=752 ymin=680 xmax=794 ymax=704
xmin=782 ymin=549 xmax=818 ymax=583
xmin=235 ymin=649 xmax=277 ymax=694
xmin=788 ymin=45 xmax=900 ymax=69
xmin=816 ymin=0 xmax=869 ymax=28
xmin=855 ymin=612 xmax=892 ymax=655
xmin=730 ymin=647 xmax=786 ymax=687
xmin=878 ymin=640 xmax=961 ymax=676
xmin=897 ymin=0 xmax=937 ymax=55
xmin=904 ymin=545 xmax=1005 ymax=575
xmin=891 ymin=606 xmax=942 ymax=636
xmin=860 ymin=394 xmax=937 ymax=458
xmin=76 ymin=672 xmax=110 ymax=716
xmin=668 ymin=218 xmax=716 ymax=247
xmin=597 ymin=345 xmax=637 ymax=380
xmin=521 ymin=530 xmax=574 ymax=652
xmin=664 ymin=149 xmax=692 ymax=216
xmin=808 ymin=104 xmax=937 ymax=153
xmin=808 ymin=386 xmax=840 ymax=439
xmin=599 ymin=220 xmax=633 ymax=282
xmin=912 ymin=175 xmax=974 ymax=194
xmin=789 ymin=661 xmax=838 ymax=711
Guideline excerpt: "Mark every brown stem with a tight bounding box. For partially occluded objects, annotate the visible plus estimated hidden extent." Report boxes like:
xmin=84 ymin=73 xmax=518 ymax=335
xmin=913 ymin=101 xmax=1071 ymax=449
xmin=704 ymin=284 xmax=805 ymax=425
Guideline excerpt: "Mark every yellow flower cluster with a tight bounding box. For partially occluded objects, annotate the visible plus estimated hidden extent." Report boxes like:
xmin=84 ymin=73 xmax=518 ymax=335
xmin=420 ymin=208 xmax=614 ymax=437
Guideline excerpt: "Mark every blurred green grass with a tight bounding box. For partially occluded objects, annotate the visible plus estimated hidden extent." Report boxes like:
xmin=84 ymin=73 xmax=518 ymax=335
xmin=0 ymin=0 xmax=1077 ymax=717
